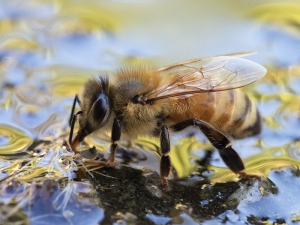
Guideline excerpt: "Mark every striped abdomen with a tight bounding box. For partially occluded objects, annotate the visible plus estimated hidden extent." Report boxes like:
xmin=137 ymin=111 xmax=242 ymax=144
xmin=167 ymin=89 xmax=261 ymax=139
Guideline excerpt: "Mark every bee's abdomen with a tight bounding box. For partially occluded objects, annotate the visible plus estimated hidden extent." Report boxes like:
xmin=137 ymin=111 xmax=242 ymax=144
xmin=218 ymin=89 xmax=261 ymax=139
xmin=168 ymin=89 xmax=261 ymax=139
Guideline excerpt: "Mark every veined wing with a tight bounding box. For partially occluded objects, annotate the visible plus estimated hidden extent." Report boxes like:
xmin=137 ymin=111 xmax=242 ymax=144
xmin=146 ymin=55 xmax=267 ymax=102
xmin=158 ymin=52 xmax=256 ymax=72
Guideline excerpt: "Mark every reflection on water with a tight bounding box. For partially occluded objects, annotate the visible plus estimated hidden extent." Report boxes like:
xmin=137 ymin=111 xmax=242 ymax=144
xmin=0 ymin=124 xmax=32 ymax=157
xmin=0 ymin=179 xmax=104 ymax=225
xmin=0 ymin=0 xmax=300 ymax=224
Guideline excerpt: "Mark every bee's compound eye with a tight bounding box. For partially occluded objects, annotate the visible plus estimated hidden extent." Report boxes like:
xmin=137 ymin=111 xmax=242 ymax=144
xmin=90 ymin=93 xmax=109 ymax=124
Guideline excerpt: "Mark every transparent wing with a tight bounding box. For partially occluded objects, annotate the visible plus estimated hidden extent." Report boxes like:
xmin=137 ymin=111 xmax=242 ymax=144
xmin=158 ymin=52 xmax=256 ymax=72
xmin=146 ymin=55 xmax=267 ymax=102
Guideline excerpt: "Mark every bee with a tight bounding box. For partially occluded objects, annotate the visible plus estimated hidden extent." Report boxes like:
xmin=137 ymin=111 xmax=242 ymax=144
xmin=69 ymin=53 xmax=267 ymax=190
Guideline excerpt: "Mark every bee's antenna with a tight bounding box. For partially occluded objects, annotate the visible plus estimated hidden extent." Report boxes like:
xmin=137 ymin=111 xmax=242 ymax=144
xmin=69 ymin=111 xmax=83 ymax=145
xmin=69 ymin=94 xmax=81 ymax=126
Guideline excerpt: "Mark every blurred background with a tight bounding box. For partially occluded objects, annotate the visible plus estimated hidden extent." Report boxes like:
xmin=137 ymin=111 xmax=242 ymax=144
xmin=1 ymin=0 xmax=300 ymax=224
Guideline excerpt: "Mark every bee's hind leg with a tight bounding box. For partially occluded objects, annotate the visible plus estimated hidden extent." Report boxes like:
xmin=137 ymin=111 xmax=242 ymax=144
xmin=171 ymin=119 xmax=246 ymax=175
xmin=159 ymin=125 xmax=171 ymax=191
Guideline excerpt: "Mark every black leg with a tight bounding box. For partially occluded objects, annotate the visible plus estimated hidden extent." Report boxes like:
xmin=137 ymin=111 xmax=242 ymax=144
xmin=69 ymin=94 xmax=81 ymax=126
xmin=171 ymin=119 xmax=245 ymax=174
xmin=69 ymin=110 xmax=83 ymax=145
xmin=108 ymin=118 xmax=121 ymax=163
xmin=160 ymin=125 xmax=171 ymax=191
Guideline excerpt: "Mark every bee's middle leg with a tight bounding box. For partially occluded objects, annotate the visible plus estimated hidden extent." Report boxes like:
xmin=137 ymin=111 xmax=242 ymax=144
xmin=160 ymin=125 xmax=171 ymax=191
xmin=107 ymin=118 xmax=121 ymax=165
xmin=170 ymin=119 xmax=245 ymax=175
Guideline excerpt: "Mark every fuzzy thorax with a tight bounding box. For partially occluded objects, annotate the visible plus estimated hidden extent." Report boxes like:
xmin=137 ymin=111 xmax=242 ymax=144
xmin=110 ymin=67 xmax=170 ymax=139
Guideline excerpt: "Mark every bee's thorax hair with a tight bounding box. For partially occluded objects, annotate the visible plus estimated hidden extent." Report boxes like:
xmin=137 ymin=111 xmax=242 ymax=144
xmin=109 ymin=67 xmax=170 ymax=138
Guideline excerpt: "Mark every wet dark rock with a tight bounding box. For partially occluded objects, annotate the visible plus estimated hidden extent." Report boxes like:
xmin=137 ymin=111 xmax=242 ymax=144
xmin=89 ymin=166 xmax=242 ymax=224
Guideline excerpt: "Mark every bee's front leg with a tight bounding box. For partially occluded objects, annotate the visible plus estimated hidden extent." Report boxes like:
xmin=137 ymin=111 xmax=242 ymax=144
xmin=69 ymin=94 xmax=83 ymax=152
xmin=108 ymin=118 xmax=121 ymax=164
xmin=69 ymin=110 xmax=83 ymax=149
xmin=160 ymin=125 xmax=171 ymax=191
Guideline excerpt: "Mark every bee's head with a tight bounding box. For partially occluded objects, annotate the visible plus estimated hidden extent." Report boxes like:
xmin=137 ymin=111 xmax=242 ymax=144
xmin=79 ymin=76 xmax=111 ymax=137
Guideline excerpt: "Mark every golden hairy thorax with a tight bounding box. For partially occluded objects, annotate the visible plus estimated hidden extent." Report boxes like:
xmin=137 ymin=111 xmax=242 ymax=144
xmin=110 ymin=68 xmax=170 ymax=139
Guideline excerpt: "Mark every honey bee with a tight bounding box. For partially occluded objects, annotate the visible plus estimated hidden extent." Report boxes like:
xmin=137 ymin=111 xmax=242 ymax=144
xmin=69 ymin=53 xmax=267 ymax=190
